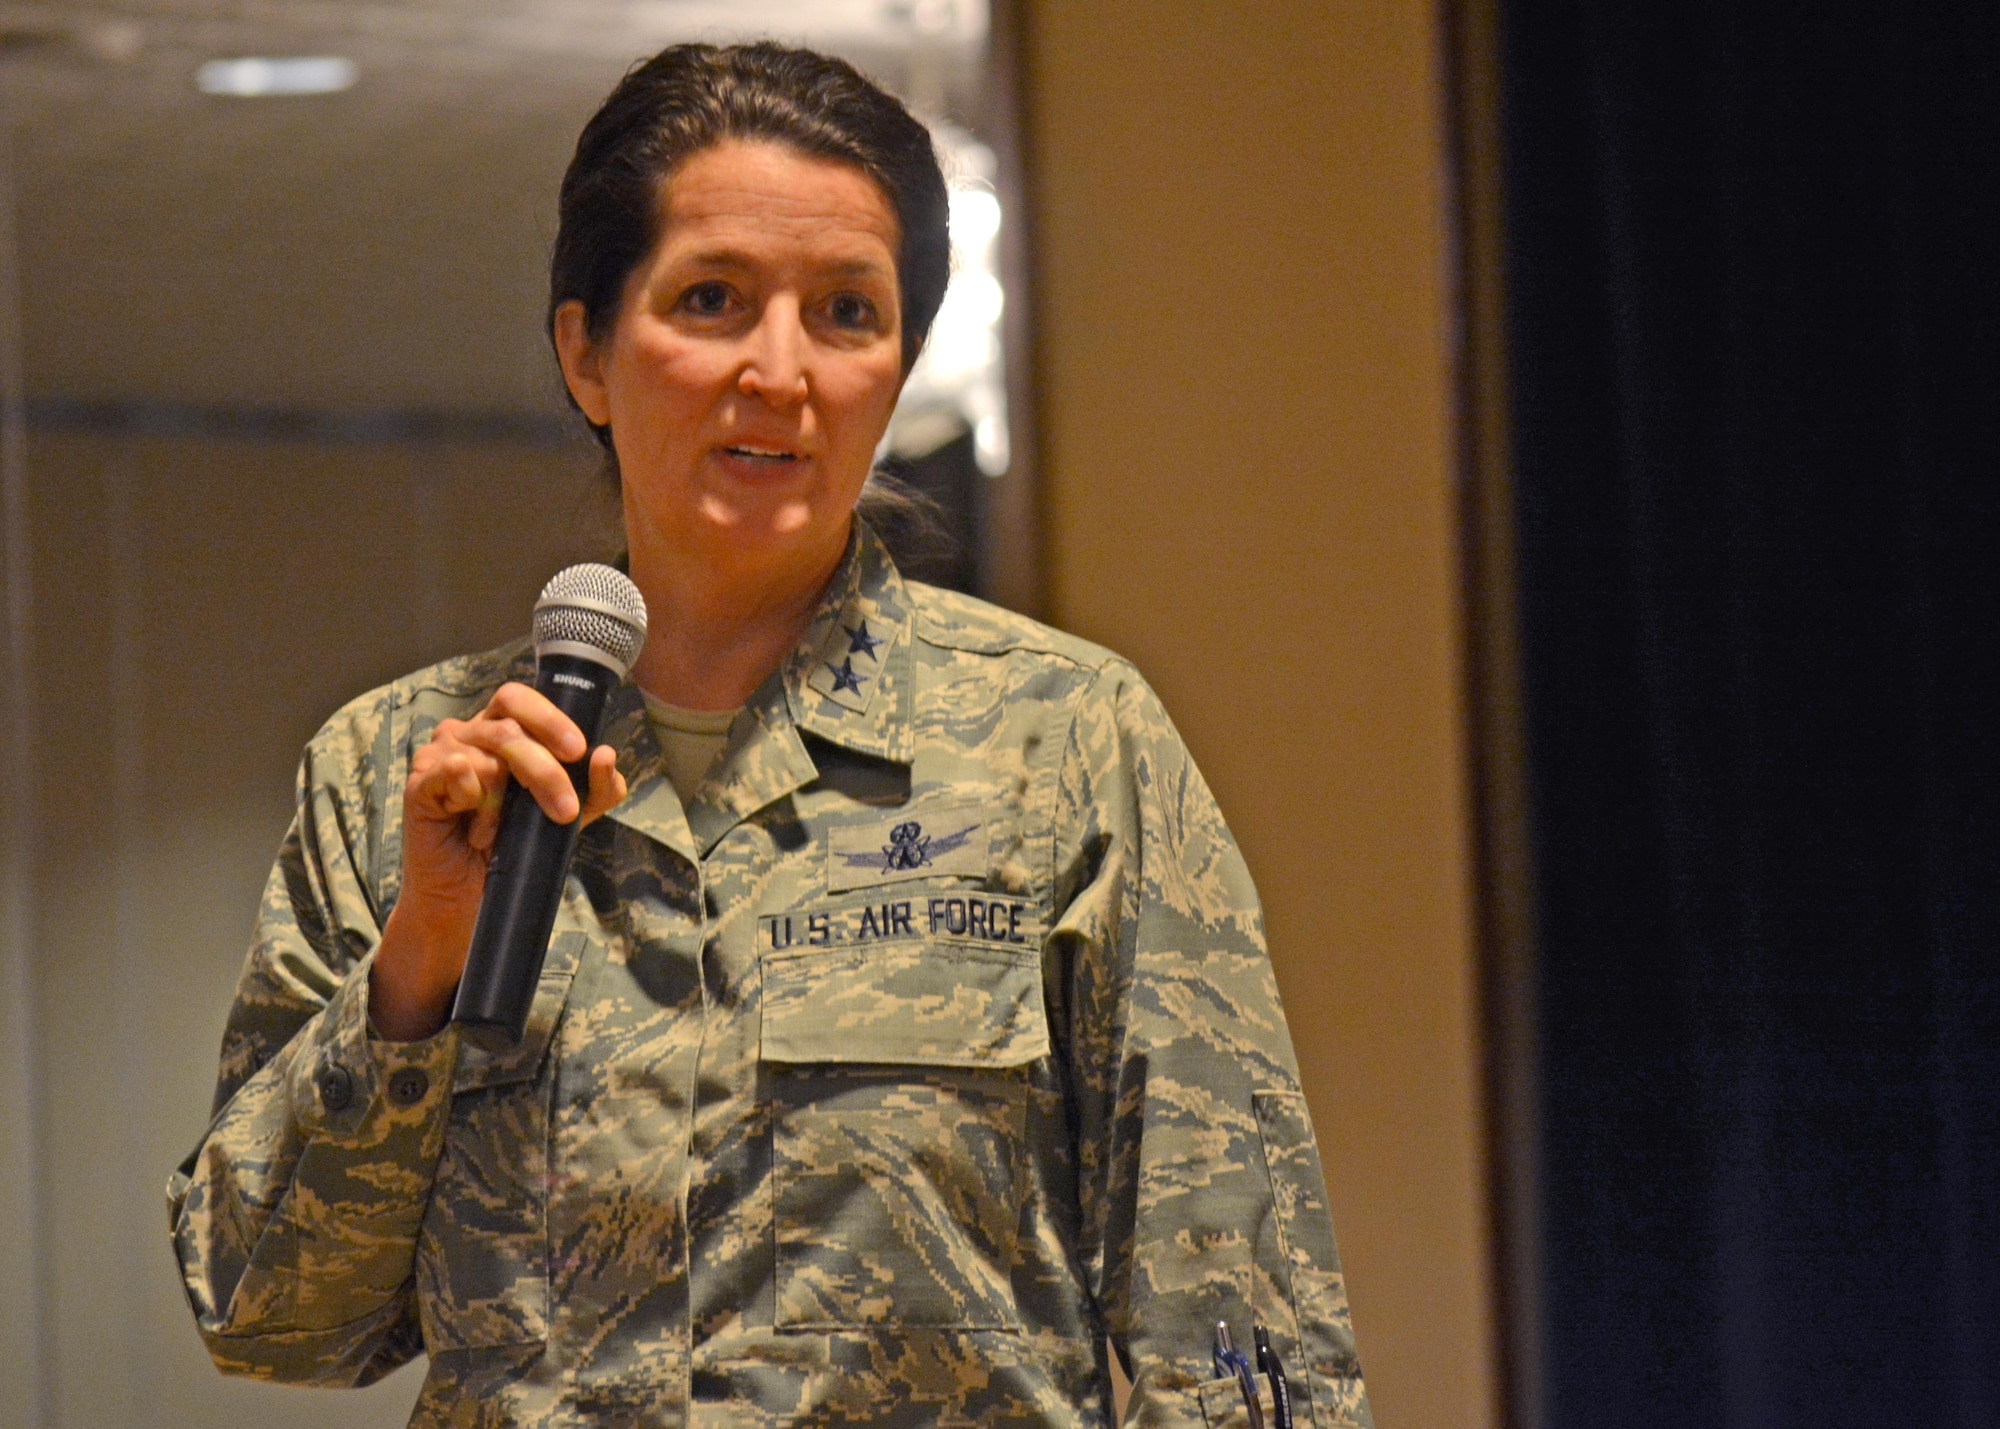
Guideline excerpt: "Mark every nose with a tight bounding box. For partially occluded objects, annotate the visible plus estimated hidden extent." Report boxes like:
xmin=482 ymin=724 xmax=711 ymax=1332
xmin=739 ymin=295 xmax=809 ymax=407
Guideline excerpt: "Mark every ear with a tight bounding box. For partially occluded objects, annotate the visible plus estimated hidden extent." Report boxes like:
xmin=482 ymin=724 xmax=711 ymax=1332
xmin=553 ymin=300 xmax=613 ymax=428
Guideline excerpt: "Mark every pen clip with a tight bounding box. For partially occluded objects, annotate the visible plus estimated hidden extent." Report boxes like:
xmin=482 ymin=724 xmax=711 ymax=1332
xmin=1214 ymin=1320 xmax=1266 ymax=1429
xmin=1253 ymin=1324 xmax=1294 ymax=1429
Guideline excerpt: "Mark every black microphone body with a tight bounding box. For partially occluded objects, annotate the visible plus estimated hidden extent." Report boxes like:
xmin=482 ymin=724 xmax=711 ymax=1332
xmin=451 ymin=650 xmax=619 ymax=1041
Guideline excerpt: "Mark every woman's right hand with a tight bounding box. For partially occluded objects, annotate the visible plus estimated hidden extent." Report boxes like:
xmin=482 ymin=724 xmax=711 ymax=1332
xmin=368 ymin=681 xmax=627 ymax=1042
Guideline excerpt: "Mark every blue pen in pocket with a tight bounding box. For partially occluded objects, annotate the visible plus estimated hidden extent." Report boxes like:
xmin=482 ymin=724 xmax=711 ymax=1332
xmin=1213 ymin=1321 xmax=1267 ymax=1429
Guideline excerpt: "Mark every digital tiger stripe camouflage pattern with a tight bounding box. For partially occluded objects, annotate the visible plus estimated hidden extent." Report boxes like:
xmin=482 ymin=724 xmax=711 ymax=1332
xmin=168 ymin=523 xmax=1372 ymax=1427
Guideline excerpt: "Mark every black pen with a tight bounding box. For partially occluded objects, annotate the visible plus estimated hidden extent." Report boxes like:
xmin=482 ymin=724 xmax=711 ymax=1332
xmin=1253 ymin=1324 xmax=1294 ymax=1429
xmin=1214 ymin=1321 xmax=1267 ymax=1429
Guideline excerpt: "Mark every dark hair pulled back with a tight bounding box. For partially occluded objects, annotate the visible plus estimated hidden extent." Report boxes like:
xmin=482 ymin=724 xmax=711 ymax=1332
xmin=549 ymin=42 xmax=952 ymax=455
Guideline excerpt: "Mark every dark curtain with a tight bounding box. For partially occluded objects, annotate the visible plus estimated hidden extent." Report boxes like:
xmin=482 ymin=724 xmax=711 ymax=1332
xmin=1497 ymin=2 xmax=2000 ymax=1425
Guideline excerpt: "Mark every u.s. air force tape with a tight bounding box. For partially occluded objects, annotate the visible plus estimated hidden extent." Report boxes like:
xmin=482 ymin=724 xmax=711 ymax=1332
xmin=760 ymin=892 xmax=1039 ymax=951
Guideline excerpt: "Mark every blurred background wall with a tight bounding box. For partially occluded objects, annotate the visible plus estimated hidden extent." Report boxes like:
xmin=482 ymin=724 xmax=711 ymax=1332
xmin=7 ymin=430 xmax=612 ymax=1428
xmin=1021 ymin=4 xmax=1490 ymax=1426
xmin=0 ymin=3 xmax=1490 ymax=1426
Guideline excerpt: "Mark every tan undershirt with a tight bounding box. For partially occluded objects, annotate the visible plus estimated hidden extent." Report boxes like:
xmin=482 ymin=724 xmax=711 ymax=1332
xmin=640 ymin=691 xmax=740 ymax=804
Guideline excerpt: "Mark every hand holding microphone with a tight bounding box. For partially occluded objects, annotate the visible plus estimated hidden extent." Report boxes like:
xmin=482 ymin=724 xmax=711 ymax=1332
xmin=369 ymin=565 xmax=647 ymax=1043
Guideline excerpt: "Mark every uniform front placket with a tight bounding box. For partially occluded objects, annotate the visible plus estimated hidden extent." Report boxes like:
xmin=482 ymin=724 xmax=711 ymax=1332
xmin=567 ymin=529 xmax=909 ymax=1422
xmin=554 ymin=716 xmax=709 ymax=1426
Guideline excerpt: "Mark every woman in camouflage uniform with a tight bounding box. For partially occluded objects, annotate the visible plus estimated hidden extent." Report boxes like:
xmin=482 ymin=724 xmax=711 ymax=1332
xmin=169 ymin=42 xmax=1371 ymax=1429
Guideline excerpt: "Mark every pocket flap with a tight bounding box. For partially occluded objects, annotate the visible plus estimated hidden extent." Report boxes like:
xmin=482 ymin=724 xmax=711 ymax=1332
xmin=452 ymin=932 xmax=585 ymax=1091
xmin=762 ymin=942 xmax=1050 ymax=1068
xmin=1197 ymin=1372 xmax=1273 ymax=1428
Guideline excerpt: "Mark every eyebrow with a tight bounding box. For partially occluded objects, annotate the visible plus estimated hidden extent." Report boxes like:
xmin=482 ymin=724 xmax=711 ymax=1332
xmin=675 ymin=248 xmax=895 ymax=281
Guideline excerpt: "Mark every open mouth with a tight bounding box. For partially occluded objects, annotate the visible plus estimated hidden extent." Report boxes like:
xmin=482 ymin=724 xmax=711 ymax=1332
xmin=723 ymin=445 xmax=801 ymax=465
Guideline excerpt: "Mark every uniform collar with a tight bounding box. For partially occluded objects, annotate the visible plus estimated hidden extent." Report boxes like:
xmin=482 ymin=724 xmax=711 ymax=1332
xmin=785 ymin=518 xmax=915 ymax=765
xmin=606 ymin=519 xmax=915 ymax=859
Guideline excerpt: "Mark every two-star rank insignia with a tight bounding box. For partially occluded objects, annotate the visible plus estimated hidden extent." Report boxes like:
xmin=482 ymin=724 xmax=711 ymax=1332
xmin=810 ymin=615 xmax=890 ymax=711
xmin=826 ymin=657 xmax=866 ymax=695
xmin=845 ymin=621 xmax=883 ymax=660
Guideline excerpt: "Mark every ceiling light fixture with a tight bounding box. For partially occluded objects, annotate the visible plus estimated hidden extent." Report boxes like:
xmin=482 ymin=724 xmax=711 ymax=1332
xmin=196 ymin=56 xmax=357 ymax=98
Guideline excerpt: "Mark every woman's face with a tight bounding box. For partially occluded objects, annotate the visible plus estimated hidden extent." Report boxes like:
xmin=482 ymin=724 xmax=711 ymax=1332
xmin=556 ymin=139 xmax=906 ymax=587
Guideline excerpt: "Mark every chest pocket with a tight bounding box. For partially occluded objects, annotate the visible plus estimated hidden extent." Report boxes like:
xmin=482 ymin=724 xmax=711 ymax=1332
xmin=414 ymin=930 xmax=587 ymax=1352
xmin=762 ymin=939 xmax=1049 ymax=1331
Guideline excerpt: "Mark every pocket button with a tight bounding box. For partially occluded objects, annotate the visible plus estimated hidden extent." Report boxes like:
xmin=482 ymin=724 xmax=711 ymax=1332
xmin=317 ymin=1064 xmax=355 ymax=1112
xmin=388 ymin=1067 xmax=431 ymax=1106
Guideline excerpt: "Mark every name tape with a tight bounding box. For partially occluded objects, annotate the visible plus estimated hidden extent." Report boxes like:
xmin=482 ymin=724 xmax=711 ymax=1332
xmin=761 ymin=892 xmax=1038 ymax=951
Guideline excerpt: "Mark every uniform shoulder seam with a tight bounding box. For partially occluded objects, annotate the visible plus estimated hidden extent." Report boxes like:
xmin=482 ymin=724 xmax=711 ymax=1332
xmin=305 ymin=638 xmax=528 ymax=757
xmin=904 ymin=581 xmax=1123 ymax=671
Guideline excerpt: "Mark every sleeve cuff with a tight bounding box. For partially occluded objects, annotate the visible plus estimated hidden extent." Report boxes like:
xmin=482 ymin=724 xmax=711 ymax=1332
xmin=286 ymin=951 xmax=459 ymax=1146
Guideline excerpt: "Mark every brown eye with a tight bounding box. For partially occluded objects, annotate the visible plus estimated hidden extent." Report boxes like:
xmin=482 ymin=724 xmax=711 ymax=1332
xmin=680 ymin=282 xmax=732 ymax=317
xmin=828 ymin=293 xmax=876 ymax=329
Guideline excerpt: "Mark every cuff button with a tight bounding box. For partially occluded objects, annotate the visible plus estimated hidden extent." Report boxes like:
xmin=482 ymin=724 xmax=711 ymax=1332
xmin=316 ymin=1065 xmax=355 ymax=1113
xmin=387 ymin=1067 xmax=431 ymax=1106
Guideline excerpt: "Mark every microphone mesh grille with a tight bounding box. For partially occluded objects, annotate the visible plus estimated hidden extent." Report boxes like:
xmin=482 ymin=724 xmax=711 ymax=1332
xmin=531 ymin=563 xmax=648 ymax=669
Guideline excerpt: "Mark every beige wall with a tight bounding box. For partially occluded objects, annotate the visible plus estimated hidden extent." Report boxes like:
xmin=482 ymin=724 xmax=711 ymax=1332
xmin=2 ymin=430 xmax=612 ymax=1429
xmin=1021 ymin=4 xmax=1492 ymax=1425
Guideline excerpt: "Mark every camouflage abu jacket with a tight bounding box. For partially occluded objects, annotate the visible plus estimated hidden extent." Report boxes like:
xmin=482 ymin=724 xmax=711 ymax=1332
xmin=168 ymin=523 xmax=1372 ymax=1428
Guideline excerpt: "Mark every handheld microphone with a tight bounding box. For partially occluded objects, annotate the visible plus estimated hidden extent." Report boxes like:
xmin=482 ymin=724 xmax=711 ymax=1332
xmin=451 ymin=563 xmax=647 ymax=1042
